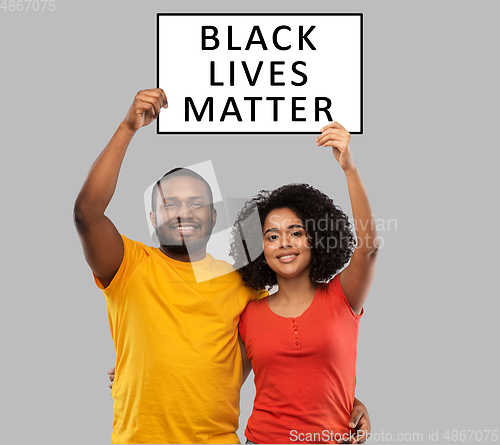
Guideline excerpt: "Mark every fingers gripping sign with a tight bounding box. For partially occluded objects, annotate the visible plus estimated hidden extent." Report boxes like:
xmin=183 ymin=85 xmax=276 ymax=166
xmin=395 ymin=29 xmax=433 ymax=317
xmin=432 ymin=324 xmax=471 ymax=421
xmin=316 ymin=121 xmax=355 ymax=172
xmin=123 ymin=88 xmax=168 ymax=133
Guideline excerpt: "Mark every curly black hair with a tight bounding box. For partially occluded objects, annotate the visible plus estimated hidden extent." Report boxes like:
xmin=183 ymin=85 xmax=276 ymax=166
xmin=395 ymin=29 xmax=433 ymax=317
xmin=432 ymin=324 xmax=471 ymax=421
xmin=229 ymin=183 xmax=355 ymax=291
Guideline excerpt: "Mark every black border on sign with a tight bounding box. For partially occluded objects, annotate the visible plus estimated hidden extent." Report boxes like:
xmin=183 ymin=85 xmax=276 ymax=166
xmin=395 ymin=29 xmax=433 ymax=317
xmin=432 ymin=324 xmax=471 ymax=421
xmin=156 ymin=13 xmax=363 ymax=135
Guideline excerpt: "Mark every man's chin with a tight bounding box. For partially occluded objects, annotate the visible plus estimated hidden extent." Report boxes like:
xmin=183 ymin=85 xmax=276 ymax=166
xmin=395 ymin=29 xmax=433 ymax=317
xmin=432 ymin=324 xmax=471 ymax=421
xmin=161 ymin=243 xmax=190 ymax=256
xmin=158 ymin=237 xmax=210 ymax=259
xmin=156 ymin=227 xmax=213 ymax=256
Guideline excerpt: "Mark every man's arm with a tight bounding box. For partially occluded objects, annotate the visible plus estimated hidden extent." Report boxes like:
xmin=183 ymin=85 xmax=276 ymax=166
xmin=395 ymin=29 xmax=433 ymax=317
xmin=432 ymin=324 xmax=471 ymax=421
xmin=238 ymin=333 xmax=252 ymax=384
xmin=73 ymin=89 xmax=167 ymax=287
xmin=104 ymin=338 xmax=255 ymax=390
xmin=348 ymin=397 xmax=371 ymax=444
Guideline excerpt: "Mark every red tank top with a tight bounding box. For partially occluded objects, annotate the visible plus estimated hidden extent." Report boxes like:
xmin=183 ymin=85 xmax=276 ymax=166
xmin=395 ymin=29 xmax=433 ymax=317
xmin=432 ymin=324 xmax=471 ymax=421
xmin=239 ymin=275 xmax=363 ymax=444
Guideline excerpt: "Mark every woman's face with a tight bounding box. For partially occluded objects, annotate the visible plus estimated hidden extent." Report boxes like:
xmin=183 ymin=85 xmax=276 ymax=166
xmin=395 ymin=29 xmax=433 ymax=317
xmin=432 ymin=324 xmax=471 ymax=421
xmin=262 ymin=207 xmax=312 ymax=280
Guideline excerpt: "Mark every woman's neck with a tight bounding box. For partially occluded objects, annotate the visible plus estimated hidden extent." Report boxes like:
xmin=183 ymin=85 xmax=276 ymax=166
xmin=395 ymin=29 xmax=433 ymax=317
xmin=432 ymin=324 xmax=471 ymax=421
xmin=274 ymin=271 xmax=318 ymax=304
xmin=269 ymin=272 xmax=318 ymax=318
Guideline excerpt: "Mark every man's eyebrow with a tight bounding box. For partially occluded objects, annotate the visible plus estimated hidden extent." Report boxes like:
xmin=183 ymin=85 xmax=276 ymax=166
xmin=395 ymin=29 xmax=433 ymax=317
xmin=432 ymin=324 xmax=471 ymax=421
xmin=162 ymin=195 xmax=207 ymax=201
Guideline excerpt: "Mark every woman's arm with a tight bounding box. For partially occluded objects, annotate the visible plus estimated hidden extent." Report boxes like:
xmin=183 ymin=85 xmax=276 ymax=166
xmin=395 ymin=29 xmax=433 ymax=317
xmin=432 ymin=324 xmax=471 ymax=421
xmin=316 ymin=122 xmax=379 ymax=314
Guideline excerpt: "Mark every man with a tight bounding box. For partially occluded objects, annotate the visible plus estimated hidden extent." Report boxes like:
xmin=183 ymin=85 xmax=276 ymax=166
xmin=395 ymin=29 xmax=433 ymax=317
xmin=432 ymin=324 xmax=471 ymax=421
xmin=74 ymin=88 xmax=370 ymax=444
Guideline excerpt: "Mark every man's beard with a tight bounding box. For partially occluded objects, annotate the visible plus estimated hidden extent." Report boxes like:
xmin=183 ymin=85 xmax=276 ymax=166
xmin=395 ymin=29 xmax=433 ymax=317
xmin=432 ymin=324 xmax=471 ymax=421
xmin=156 ymin=226 xmax=213 ymax=258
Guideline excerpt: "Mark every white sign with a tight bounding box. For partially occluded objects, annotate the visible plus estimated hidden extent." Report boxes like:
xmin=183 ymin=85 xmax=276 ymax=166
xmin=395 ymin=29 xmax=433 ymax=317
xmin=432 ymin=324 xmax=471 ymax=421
xmin=157 ymin=13 xmax=362 ymax=134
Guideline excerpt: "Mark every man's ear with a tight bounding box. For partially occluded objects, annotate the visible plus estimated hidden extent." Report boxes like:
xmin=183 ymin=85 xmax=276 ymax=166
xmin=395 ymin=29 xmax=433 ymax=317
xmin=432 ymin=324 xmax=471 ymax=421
xmin=149 ymin=210 xmax=156 ymax=229
xmin=211 ymin=207 xmax=217 ymax=228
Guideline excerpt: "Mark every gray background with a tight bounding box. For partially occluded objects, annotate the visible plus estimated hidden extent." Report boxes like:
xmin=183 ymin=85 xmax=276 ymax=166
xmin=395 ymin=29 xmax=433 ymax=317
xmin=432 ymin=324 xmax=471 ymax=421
xmin=1 ymin=1 xmax=499 ymax=444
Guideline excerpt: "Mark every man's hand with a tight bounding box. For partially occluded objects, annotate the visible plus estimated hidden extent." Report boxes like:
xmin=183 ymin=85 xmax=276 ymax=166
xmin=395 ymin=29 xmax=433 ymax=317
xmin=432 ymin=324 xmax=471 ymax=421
xmin=346 ymin=397 xmax=371 ymax=444
xmin=108 ymin=367 xmax=115 ymax=389
xmin=122 ymin=88 xmax=168 ymax=133
xmin=316 ymin=121 xmax=355 ymax=172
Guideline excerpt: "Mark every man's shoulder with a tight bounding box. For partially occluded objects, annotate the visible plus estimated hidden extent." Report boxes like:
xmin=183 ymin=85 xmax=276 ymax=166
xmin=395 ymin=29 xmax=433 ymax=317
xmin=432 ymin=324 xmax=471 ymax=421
xmin=121 ymin=234 xmax=153 ymax=250
xmin=204 ymin=257 xmax=268 ymax=299
xmin=120 ymin=234 xmax=159 ymax=259
xmin=209 ymin=257 xmax=238 ymax=276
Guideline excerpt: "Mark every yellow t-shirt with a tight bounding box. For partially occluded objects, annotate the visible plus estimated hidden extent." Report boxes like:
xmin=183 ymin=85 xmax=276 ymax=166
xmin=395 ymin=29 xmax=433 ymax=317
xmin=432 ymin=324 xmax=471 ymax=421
xmin=94 ymin=235 xmax=265 ymax=444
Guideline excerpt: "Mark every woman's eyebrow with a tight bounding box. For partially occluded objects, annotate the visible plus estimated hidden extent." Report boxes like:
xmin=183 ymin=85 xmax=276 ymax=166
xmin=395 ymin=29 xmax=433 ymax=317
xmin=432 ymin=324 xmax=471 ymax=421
xmin=263 ymin=224 xmax=304 ymax=235
xmin=287 ymin=224 xmax=305 ymax=230
xmin=263 ymin=227 xmax=278 ymax=235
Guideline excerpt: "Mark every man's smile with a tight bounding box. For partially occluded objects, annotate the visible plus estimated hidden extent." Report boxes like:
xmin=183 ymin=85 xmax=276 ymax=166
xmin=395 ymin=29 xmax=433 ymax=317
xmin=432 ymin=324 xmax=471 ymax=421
xmin=171 ymin=223 xmax=200 ymax=236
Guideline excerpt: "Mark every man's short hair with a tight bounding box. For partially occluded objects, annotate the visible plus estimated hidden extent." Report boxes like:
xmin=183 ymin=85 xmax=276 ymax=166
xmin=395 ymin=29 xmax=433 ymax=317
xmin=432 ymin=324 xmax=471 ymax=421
xmin=151 ymin=168 xmax=214 ymax=212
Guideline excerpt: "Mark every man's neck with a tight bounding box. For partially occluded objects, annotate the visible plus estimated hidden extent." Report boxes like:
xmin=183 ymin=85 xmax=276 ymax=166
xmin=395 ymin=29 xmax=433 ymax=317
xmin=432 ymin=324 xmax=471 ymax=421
xmin=159 ymin=245 xmax=207 ymax=263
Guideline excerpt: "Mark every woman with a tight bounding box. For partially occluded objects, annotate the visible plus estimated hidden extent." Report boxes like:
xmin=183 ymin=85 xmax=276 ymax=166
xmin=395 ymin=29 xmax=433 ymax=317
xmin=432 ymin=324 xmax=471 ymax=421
xmin=230 ymin=122 xmax=378 ymax=444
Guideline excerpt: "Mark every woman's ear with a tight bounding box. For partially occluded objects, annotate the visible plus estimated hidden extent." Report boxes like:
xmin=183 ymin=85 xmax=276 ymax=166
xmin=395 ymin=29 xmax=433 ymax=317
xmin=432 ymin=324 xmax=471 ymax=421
xmin=306 ymin=233 xmax=314 ymax=249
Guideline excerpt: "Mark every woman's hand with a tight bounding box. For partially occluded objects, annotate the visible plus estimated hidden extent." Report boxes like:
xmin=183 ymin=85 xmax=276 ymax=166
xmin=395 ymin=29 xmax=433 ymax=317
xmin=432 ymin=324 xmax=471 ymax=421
xmin=316 ymin=121 xmax=355 ymax=172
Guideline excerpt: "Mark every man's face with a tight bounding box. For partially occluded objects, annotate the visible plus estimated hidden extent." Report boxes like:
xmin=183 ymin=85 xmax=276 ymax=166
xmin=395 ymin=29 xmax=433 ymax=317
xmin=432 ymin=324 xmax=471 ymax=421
xmin=150 ymin=176 xmax=216 ymax=260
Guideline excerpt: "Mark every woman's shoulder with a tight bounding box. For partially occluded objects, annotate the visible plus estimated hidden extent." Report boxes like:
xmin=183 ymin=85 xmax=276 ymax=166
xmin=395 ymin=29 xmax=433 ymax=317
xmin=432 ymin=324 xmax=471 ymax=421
xmin=323 ymin=275 xmax=363 ymax=320
xmin=241 ymin=295 xmax=269 ymax=319
xmin=244 ymin=295 xmax=269 ymax=310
